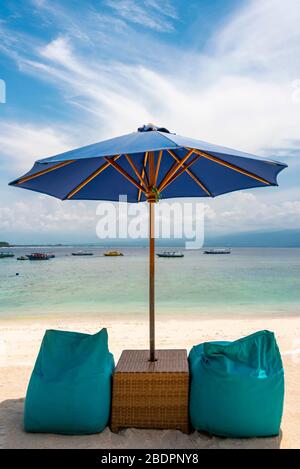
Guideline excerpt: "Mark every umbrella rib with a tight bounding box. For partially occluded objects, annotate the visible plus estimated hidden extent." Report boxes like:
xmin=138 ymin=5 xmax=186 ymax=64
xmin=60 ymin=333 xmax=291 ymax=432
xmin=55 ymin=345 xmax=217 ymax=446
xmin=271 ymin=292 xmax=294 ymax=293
xmin=143 ymin=153 xmax=150 ymax=187
xmin=124 ymin=154 xmax=147 ymax=190
xmin=65 ymin=154 xmax=121 ymax=199
xmin=192 ymin=149 xmax=271 ymax=185
xmin=16 ymin=160 xmax=75 ymax=185
xmin=104 ymin=156 xmax=146 ymax=194
xmin=167 ymin=149 xmax=212 ymax=196
xmin=158 ymin=148 xmax=194 ymax=191
xmin=160 ymin=155 xmax=202 ymax=192
xmin=138 ymin=152 xmax=149 ymax=202
xmin=154 ymin=150 xmax=163 ymax=186
xmin=149 ymin=151 xmax=155 ymax=186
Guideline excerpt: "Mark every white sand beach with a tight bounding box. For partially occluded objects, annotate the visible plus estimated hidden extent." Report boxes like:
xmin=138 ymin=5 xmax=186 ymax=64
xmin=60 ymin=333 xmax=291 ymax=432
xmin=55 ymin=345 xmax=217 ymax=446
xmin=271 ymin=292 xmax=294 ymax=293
xmin=1 ymin=315 xmax=299 ymax=449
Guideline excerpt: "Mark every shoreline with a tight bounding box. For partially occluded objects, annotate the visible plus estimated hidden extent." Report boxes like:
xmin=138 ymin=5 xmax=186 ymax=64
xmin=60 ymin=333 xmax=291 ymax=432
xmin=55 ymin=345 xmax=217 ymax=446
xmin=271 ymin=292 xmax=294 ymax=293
xmin=1 ymin=307 xmax=299 ymax=322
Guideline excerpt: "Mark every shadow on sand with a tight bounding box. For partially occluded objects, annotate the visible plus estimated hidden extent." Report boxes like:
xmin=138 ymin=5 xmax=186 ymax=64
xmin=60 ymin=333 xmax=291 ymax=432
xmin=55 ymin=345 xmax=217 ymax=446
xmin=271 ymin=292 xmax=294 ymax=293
xmin=0 ymin=398 xmax=282 ymax=449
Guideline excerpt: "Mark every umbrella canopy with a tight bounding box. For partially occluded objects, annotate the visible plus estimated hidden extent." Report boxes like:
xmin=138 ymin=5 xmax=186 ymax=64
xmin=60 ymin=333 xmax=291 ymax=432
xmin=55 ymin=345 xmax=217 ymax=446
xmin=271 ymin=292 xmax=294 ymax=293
xmin=10 ymin=124 xmax=286 ymax=201
xmin=9 ymin=124 xmax=287 ymax=360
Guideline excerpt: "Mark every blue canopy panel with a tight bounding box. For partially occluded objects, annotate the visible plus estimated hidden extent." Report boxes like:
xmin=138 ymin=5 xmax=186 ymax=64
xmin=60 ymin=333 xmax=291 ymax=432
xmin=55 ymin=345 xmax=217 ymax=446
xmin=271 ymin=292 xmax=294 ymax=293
xmin=36 ymin=129 xmax=285 ymax=169
xmin=37 ymin=131 xmax=179 ymax=163
xmin=187 ymin=155 xmax=277 ymax=197
xmin=166 ymin=133 xmax=272 ymax=161
xmin=9 ymin=131 xmax=287 ymax=202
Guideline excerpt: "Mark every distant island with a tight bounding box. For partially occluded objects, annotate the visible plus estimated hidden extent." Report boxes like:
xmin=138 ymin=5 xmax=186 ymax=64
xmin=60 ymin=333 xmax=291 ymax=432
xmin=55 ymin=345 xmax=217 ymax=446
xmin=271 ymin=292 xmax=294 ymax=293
xmin=1 ymin=229 xmax=300 ymax=248
xmin=205 ymin=229 xmax=300 ymax=248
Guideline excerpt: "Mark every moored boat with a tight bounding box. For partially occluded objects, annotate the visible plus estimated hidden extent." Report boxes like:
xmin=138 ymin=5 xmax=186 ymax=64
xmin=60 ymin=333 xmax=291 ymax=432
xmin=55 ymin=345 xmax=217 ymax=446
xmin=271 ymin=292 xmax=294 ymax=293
xmin=203 ymin=248 xmax=231 ymax=254
xmin=17 ymin=256 xmax=29 ymax=260
xmin=104 ymin=250 xmax=124 ymax=257
xmin=157 ymin=251 xmax=184 ymax=258
xmin=0 ymin=251 xmax=15 ymax=258
xmin=72 ymin=251 xmax=94 ymax=256
xmin=27 ymin=253 xmax=50 ymax=260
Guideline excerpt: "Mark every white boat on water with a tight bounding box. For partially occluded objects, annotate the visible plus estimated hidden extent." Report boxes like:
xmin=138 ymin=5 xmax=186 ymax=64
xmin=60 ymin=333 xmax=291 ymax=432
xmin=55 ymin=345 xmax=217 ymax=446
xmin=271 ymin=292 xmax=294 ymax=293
xmin=72 ymin=251 xmax=94 ymax=256
xmin=203 ymin=248 xmax=231 ymax=255
xmin=0 ymin=251 xmax=15 ymax=258
xmin=157 ymin=251 xmax=184 ymax=258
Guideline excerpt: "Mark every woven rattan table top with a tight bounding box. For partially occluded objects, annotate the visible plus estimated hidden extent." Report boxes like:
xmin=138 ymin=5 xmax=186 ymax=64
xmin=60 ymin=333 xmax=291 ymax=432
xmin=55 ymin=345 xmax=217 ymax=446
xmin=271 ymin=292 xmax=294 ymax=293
xmin=115 ymin=349 xmax=188 ymax=373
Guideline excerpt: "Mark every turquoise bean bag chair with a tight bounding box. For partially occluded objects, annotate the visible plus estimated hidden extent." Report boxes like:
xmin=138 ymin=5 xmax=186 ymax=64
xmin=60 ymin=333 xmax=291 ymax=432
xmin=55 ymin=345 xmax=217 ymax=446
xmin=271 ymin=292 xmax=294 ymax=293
xmin=189 ymin=330 xmax=284 ymax=437
xmin=24 ymin=328 xmax=114 ymax=434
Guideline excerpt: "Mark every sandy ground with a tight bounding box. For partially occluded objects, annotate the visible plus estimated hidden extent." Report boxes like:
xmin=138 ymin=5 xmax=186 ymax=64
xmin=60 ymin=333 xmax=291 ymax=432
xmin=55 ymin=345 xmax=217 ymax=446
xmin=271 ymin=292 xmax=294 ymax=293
xmin=0 ymin=315 xmax=299 ymax=449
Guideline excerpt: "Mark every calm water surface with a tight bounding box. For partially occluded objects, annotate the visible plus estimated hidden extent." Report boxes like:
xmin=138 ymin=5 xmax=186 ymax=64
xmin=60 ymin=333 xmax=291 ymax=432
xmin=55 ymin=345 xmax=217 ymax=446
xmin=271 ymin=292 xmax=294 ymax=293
xmin=0 ymin=247 xmax=299 ymax=318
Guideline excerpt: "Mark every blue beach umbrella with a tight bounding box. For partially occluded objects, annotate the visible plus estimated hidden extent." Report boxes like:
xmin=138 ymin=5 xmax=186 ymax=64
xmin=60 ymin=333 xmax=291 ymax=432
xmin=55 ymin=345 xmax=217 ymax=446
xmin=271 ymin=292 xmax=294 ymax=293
xmin=9 ymin=124 xmax=287 ymax=361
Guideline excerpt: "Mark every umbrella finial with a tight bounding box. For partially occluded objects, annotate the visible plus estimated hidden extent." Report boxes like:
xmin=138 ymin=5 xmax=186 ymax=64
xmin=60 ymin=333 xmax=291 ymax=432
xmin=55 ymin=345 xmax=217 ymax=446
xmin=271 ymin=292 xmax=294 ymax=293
xmin=137 ymin=124 xmax=171 ymax=133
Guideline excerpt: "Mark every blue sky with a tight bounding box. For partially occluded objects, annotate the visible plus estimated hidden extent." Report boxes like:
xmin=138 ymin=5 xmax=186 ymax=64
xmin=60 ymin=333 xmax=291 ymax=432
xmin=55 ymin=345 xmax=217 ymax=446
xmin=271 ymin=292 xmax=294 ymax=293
xmin=0 ymin=0 xmax=299 ymax=244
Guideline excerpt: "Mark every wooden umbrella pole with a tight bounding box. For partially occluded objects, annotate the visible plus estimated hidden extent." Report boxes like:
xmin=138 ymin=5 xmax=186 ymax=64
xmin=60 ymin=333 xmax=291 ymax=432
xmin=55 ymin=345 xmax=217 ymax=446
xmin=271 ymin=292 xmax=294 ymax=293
xmin=149 ymin=198 xmax=156 ymax=361
xmin=147 ymin=151 xmax=156 ymax=362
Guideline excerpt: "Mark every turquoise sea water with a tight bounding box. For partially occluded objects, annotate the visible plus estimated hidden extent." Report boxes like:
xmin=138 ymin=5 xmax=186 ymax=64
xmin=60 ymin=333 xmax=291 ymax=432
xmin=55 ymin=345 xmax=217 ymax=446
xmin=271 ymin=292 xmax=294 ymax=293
xmin=0 ymin=247 xmax=299 ymax=319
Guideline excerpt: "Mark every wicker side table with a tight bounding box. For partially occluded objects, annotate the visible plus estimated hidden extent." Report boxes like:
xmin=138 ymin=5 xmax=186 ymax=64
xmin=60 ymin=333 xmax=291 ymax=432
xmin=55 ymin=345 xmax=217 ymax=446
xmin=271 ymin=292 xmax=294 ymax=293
xmin=110 ymin=349 xmax=189 ymax=433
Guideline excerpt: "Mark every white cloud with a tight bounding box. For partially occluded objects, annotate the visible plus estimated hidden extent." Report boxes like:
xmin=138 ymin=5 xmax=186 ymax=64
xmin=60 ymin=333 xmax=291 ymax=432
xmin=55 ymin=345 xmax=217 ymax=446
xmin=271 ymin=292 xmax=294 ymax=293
xmin=5 ymin=0 xmax=298 ymax=155
xmin=105 ymin=0 xmax=177 ymax=32
xmin=0 ymin=121 xmax=75 ymax=170
xmin=213 ymin=0 xmax=300 ymax=76
xmin=1 ymin=189 xmax=299 ymax=242
xmin=0 ymin=196 xmax=97 ymax=236
xmin=1 ymin=0 xmax=300 ymax=238
xmin=204 ymin=190 xmax=300 ymax=234
xmin=39 ymin=36 xmax=97 ymax=79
